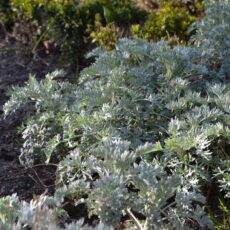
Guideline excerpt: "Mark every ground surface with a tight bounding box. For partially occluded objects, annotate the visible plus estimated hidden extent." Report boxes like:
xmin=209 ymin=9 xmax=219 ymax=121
xmin=0 ymin=33 xmax=58 ymax=200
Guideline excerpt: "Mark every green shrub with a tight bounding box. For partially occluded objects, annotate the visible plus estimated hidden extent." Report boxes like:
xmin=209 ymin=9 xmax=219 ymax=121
xmin=3 ymin=39 xmax=215 ymax=228
xmin=84 ymin=0 xmax=147 ymax=25
xmin=49 ymin=1 xmax=104 ymax=73
xmin=86 ymin=0 xmax=147 ymax=52
xmin=90 ymin=14 xmax=122 ymax=50
xmin=132 ymin=1 xmax=196 ymax=42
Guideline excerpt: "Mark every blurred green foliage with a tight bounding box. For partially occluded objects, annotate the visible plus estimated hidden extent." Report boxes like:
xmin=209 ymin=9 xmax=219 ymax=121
xmin=0 ymin=0 xmax=204 ymax=70
xmin=209 ymin=199 xmax=230 ymax=230
xmin=9 ymin=0 xmax=104 ymax=72
xmin=48 ymin=1 xmax=104 ymax=73
xmin=0 ymin=0 xmax=11 ymax=24
xmin=132 ymin=1 xmax=197 ymax=43
xmin=90 ymin=14 xmax=121 ymax=50
xmin=4 ymin=0 xmax=146 ymax=72
xmin=85 ymin=0 xmax=146 ymax=25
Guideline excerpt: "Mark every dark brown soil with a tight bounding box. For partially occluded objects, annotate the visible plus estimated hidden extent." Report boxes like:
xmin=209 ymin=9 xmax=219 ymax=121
xmin=0 ymin=34 xmax=59 ymax=200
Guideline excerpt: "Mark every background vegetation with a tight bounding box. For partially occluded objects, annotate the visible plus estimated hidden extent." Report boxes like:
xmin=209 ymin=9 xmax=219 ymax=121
xmin=0 ymin=0 xmax=203 ymax=75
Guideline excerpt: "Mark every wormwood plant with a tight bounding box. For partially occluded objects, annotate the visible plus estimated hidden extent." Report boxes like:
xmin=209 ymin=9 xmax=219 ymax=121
xmin=2 ymin=0 xmax=230 ymax=229
xmin=0 ymin=194 xmax=111 ymax=230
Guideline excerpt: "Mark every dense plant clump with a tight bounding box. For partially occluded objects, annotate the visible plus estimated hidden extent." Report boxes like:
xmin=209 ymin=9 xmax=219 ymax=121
xmin=132 ymin=2 xmax=195 ymax=43
xmin=0 ymin=194 xmax=111 ymax=230
xmin=1 ymin=0 xmax=230 ymax=229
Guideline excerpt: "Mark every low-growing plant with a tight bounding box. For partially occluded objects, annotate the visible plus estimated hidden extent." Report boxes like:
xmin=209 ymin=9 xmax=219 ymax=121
xmin=2 ymin=0 xmax=230 ymax=229
xmin=0 ymin=194 xmax=111 ymax=230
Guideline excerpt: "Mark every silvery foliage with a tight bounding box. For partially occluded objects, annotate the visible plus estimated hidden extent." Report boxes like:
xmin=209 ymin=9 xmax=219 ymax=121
xmin=56 ymin=138 xmax=213 ymax=229
xmin=191 ymin=0 xmax=230 ymax=80
xmin=0 ymin=194 xmax=63 ymax=230
xmin=0 ymin=194 xmax=111 ymax=230
xmin=2 ymin=0 xmax=230 ymax=229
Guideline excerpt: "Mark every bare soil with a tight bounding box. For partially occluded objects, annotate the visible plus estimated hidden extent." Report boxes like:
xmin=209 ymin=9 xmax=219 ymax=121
xmin=0 ymin=34 xmax=58 ymax=200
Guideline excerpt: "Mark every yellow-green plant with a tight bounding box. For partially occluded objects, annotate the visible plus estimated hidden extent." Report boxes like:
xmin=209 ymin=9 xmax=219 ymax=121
xmin=209 ymin=199 xmax=230 ymax=230
xmin=90 ymin=14 xmax=121 ymax=50
xmin=132 ymin=2 xmax=196 ymax=42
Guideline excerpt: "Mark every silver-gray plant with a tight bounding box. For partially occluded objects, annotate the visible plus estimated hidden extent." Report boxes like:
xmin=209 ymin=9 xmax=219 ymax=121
xmin=2 ymin=0 xmax=230 ymax=229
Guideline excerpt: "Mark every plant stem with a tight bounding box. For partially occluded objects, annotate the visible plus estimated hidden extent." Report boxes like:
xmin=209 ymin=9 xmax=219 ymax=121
xmin=125 ymin=208 xmax=145 ymax=230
